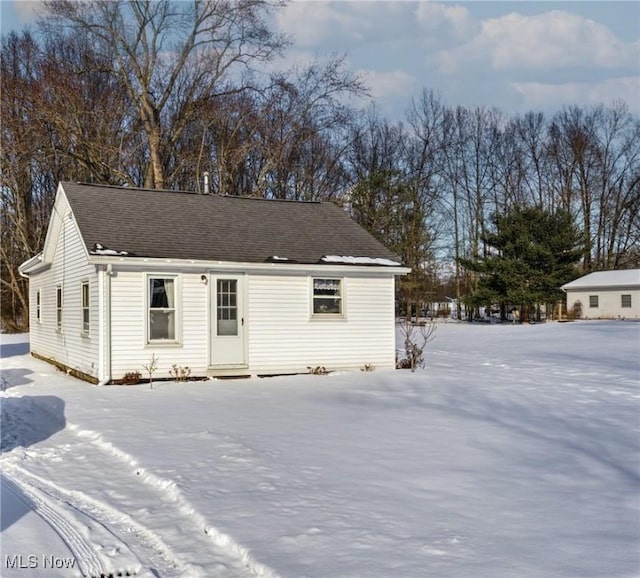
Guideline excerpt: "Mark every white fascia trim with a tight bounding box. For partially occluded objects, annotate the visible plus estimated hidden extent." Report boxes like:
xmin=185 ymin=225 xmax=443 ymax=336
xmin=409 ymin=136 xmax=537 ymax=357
xmin=563 ymin=284 xmax=639 ymax=291
xmin=18 ymin=253 xmax=49 ymax=276
xmin=87 ymin=256 xmax=411 ymax=276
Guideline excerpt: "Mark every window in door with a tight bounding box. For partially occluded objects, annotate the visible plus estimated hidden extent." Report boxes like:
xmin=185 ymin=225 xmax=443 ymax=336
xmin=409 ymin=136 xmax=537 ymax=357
xmin=217 ymin=279 xmax=238 ymax=336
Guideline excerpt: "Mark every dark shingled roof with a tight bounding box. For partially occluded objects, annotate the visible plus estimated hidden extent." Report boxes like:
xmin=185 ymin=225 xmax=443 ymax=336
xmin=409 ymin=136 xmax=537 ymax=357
xmin=62 ymin=182 xmax=401 ymax=265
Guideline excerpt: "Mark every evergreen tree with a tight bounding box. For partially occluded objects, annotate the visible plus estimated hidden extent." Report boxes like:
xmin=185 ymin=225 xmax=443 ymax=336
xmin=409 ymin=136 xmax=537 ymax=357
xmin=460 ymin=206 xmax=583 ymax=321
xmin=350 ymin=172 xmax=434 ymax=315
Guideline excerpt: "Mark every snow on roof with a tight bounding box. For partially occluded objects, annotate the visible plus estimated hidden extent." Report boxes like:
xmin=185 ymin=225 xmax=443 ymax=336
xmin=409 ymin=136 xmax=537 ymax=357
xmin=89 ymin=243 xmax=130 ymax=256
xmin=320 ymin=255 xmax=402 ymax=266
xmin=562 ymin=269 xmax=640 ymax=290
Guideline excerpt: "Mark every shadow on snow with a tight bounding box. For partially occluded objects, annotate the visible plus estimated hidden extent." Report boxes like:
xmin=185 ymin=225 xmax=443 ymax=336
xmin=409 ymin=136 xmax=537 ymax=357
xmin=0 ymin=395 xmax=66 ymax=454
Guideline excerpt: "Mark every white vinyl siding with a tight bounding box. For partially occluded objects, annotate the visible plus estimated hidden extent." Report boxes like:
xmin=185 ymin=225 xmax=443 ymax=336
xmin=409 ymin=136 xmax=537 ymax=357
xmin=112 ymin=270 xmax=396 ymax=377
xmin=28 ymin=191 xmax=99 ymax=378
xmin=248 ymin=273 xmax=396 ymax=373
xmin=110 ymin=270 xmax=207 ymax=379
xmin=566 ymin=288 xmax=640 ymax=319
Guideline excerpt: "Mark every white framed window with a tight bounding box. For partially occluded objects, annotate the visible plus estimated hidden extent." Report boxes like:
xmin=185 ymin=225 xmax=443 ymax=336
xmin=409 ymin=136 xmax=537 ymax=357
xmin=312 ymin=278 xmax=343 ymax=316
xmin=621 ymin=294 xmax=632 ymax=308
xmin=589 ymin=295 xmax=598 ymax=308
xmin=147 ymin=275 xmax=179 ymax=343
xmin=81 ymin=281 xmax=90 ymax=335
xmin=56 ymin=285 xmax=63 ymax=331
xmin=36 ymin=289 xmax=41 ymax=323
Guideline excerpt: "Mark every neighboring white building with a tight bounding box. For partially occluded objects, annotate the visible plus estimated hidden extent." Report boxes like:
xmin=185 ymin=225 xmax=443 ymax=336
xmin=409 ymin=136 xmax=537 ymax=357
xmin=19 ymin=182 xmax=409 ymax=383
xmin=561 ymin=269 xmax=640 ymax=320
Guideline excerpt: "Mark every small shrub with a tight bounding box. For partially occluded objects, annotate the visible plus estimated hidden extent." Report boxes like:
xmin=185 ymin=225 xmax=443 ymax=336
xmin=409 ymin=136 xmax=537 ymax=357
xmin=360 ymin=363 xmax=375 ymax=372
xmin=169 ymin=364 xmax=192 ymax=381
xmin=307 ymin=366 xmax=328 ymax=375
xmin=395 ymin=357 xmax=412 ymax=370
xmin=142 ymin=353 xmax=159 ymax=389
xmin=121 ymin=371 xmax=141 ymax=385
xmin=566 ymin=300 xmax=583 ymax=320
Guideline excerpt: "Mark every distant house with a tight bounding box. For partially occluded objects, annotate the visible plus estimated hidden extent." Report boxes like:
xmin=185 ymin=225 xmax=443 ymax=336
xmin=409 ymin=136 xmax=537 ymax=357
xmin=561 ymin=270 xmax=640 ymax=319
xmin=19 ymin=182 xmax=408 ymax=383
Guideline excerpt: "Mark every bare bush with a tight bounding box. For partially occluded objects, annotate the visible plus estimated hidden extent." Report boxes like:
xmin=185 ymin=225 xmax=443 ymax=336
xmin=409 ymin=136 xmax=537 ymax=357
xmin=170 ymin=364 xmax=192 ymax=382
xmin=397 ymin=319 xmax=436 ymax=372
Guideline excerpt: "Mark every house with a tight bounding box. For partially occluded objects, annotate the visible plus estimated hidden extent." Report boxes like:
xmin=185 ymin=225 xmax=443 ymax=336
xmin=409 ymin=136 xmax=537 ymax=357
xmin=18 ymin=182 xmax=409 ymax=383
xmin=561 ymin=269 xmax=640 ymax=319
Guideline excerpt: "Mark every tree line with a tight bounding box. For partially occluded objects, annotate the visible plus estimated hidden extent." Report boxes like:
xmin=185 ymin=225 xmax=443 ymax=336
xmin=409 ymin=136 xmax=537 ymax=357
xmin=2 ymin=0 xmax=639 ymax=330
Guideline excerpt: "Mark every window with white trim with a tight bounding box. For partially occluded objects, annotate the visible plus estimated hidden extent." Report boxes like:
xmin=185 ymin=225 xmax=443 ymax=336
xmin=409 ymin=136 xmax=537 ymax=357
xmin=312 ymin=278 xmax=342 ymax=315
xmin=56 ymin=285 xmax=63 ymax=331
xmin=148 ymin=276 xmax=177 ymax=341
xmin=589 ymin=295 xmax=598 ymax=308
xmin=36 ymin=289 xmax=41 ymax=323
xmin=621 ymin=294 xmax=632 ymax=308
xmin=81 ymin=281 xmax=90 ymax=335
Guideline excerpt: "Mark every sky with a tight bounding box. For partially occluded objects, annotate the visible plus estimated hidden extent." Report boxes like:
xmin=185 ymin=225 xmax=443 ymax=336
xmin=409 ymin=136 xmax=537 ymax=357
xmin=1 ymin=0 xmax=639 ymax=119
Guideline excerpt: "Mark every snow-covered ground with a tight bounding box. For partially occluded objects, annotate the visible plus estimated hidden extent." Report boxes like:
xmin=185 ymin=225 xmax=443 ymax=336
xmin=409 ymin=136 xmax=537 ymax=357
xmin=1 ymin=321 xmax=639 ymax=578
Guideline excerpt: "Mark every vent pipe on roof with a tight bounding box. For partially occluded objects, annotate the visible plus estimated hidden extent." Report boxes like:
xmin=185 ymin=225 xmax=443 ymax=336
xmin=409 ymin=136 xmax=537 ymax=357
xmin=203 ymin=171 xmax=210 ymax=195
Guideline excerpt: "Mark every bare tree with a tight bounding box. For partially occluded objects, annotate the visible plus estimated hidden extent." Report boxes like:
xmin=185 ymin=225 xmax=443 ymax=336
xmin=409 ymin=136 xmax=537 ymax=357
xmin=43 ymin=0 xmax=287 ymax=189
xmin=250 ymin=57 xmax=367 ymax=200
xmin=547 ymin=104 xmax=640 ymax=270
xmin=1 ymin=32 xmax=56 ymax=329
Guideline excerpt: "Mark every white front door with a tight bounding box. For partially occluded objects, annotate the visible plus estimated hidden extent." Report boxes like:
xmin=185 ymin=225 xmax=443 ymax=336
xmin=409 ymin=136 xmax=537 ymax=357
xmin=210 ymin=275 xmax=246 ymax=366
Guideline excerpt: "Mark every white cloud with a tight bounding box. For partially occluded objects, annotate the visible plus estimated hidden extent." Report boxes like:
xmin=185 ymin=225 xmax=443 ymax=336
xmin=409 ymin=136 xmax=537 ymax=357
xmin=415 ymin=1 xmax=478 ymax=47
xmin=436 ymin=10 xmax=639 ymax=74
xmin=358 ymin=69 xmax=416 ymax=101
xmin=13 ymin=0 xmax=43 ymax=24
xmin=275 ymin=2 xmax=361 ymax=47
xmin=275 ymin=2 xmax=427 ymax=48
xmin=511 ymin=76 xmax=640 ymax=115
xmin=273 ymin=2 xmax=638 ymax=117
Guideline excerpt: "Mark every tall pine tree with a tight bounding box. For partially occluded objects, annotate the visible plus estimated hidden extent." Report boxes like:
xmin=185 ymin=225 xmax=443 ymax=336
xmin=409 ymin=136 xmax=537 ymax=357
xmin=460 ymin=207 xmax=583 ymax=321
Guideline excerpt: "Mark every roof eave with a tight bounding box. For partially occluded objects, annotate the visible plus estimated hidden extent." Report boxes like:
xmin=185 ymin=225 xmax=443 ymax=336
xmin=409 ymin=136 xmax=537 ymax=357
xmin=87 ymin=255 xmax=410 ymax=275
xmin=563 ymin=283 xmax=639 ymax=291
xmin=18 ymin=253 xmax=51 ymax=276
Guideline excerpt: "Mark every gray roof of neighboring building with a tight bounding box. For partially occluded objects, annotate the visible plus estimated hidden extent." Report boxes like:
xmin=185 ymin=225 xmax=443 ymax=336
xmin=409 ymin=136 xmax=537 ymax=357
xmin=561 ymin=269 xmax=640 ymax=290
xmin=61 ymin=182 xmax=401 ymax=265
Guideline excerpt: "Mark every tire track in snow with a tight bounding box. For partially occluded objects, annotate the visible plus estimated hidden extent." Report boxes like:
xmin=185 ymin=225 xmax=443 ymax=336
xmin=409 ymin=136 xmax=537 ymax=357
xmin=66 ymin=422 xmax=279 ymax=578
xmin=2 ymin=467 xmax=104 ymax=578
xmin=3 ymin=460 xmax=194 ymax=577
